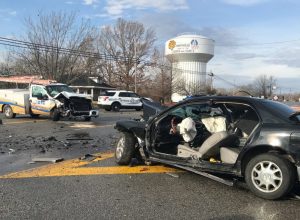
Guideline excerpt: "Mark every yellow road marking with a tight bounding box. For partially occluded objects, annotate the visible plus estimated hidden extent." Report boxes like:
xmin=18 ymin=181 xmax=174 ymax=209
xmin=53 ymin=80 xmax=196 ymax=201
xmin=0 ymin=152 xmax=180 ymax=179
xmin=4 ymin=119 xmax=48 ymax=125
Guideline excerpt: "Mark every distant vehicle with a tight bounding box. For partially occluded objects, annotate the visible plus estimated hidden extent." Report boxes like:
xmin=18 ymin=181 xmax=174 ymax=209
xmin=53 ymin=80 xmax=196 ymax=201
xmin=0 ymin=83 xmax=99 ymax=121
xmin=98 ymin=90 xmax=150 ymax=112
xmin=114 ymin=96 xmax=300 ymax=200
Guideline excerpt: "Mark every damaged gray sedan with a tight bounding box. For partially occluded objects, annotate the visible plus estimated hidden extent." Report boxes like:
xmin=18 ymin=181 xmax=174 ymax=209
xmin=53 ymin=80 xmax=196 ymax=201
xmin=114 ymin=96 xmax=300 ymax=200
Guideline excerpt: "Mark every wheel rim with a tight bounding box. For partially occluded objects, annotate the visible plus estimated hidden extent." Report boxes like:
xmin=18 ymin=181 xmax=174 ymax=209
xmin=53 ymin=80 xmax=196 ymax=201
xmin=4 ymin=106 xmax=11 ymax=117
xmin=113 ymin=105 xmax=119 ymax=111
xmin=251 ymin=161 xmax=283 ymax=193
xmin=116 ymin=137 xmax=125 ymax=159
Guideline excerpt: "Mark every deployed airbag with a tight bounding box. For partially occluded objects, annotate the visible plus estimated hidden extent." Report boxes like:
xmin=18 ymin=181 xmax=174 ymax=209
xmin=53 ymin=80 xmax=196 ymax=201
xmin=201 ymin=116 xmax=227 ymax=133
xmin=177 ymin=117 xmax=197 ymax=142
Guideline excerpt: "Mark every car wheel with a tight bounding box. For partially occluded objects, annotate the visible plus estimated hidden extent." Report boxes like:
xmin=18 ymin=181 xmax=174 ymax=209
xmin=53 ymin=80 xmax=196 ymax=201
xmin=4 ymin=105 xmax=16 ymax=119
xmin=111 ymin=103 xmax=121 ymax=112
xmin=245 ymin=153 xmax=296 ymax=200
xmin=50 ymin=108 xmax=60 ymax=121
xmin=115 ymin=132 xmax=136 ymax=165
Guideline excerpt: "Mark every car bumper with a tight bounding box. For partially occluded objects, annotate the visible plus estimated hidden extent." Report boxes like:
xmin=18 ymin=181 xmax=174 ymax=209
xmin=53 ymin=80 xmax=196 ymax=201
xmin=71 ymin=110 xmax=99 ymax=117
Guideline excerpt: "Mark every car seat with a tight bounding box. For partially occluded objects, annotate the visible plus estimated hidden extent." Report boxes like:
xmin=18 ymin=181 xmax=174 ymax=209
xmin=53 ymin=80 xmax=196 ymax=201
xmin=220 ymin=147 xmax=240 ymax=164
xmin=177 ymin=131 xmax=238 ymax=159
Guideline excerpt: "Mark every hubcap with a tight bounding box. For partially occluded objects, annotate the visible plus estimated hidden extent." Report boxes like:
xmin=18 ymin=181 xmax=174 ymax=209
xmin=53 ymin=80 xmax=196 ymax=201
xmin=116 ymin=137 xmax=125 ymax=159
xmin=251 ymin=161 xmax=283 ymax=193
xmin=4 ymin=107 xmax=11 ymax=117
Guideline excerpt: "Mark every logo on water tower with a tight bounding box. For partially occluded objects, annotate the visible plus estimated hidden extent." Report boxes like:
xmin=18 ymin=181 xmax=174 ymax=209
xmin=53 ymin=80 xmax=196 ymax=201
xmin=168 ymin=40 xmax=176 ymax=50
xmin=191 ymin=39 xmax=199 ymax=49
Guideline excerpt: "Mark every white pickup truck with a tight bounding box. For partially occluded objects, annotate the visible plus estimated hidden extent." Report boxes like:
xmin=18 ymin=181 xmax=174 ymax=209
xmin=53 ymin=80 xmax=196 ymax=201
xmin=0 ymin=83 xmax=99 ymax=121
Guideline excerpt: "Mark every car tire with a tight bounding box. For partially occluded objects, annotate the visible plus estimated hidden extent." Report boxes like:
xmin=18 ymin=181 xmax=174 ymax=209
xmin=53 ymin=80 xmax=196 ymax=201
xmin=245 ymin=153 xmax=296 ymax=200
xmin=4 ymin=105 xmax=16 ymax=119
xmin=115 ymin=132 xmax=136 ymax=165
xmin=111 ymin=103 xmax=121 ymax=112
xmin=51 ymin=108 xmax=60 ymax=121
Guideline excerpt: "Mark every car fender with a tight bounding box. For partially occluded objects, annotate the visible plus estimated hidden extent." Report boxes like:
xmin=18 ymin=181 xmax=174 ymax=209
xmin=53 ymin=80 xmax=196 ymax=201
xmin=115 ymin=120 xmax=146 ymax=140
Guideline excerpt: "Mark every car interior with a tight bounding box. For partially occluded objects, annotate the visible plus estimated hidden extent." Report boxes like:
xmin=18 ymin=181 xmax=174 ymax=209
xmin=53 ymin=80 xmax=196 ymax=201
xmin=152 ymin=102 xmax=260 ymax=165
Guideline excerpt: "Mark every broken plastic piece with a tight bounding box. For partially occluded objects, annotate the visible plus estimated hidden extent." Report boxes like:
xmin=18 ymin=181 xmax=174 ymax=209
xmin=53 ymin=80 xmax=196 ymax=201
xmin=32 ymin=157 xmax=64 ymax=163
xmin=8 ymin=148 xmax=15 ymax=154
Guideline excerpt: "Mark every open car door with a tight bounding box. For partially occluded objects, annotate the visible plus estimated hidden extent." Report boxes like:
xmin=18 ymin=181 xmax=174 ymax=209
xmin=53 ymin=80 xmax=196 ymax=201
xmin=141 ymin=98 xmax=167 ymax=121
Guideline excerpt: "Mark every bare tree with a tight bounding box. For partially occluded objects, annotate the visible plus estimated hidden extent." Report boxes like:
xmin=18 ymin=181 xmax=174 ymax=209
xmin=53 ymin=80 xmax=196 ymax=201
xmin=254 ymin=74 xmax=276 ymax=98
xmin=13 ymin=11 xmax=94 ymax=83
xmin=96 ymin=18 xmax=156 ymax=91
xmin=148 ymin=49 xmax=172 ymax=101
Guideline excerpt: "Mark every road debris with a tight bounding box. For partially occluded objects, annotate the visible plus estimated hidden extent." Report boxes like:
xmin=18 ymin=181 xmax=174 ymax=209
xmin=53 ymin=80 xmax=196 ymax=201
xmin=79 ymin=154 xmax=101 ymax=161
xmin=166 ymin=172 xmax=179 ymax=178
xmin=66 ymin=138 xmax=93 ymax=141
xmin=32 ymin=157 xmax=64 ymax=163
xmin=8 ymin=148 xmax=15 ymax=154
xmin=46 ymin=136 xmax=57 ymax=141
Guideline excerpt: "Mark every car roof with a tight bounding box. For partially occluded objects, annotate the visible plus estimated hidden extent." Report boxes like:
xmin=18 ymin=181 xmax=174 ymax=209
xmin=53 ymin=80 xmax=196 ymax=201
xmin=171 ymin=95 xmax=296 ymax=124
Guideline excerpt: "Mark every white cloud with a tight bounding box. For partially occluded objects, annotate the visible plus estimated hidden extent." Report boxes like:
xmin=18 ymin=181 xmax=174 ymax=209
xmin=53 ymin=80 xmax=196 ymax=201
xmin=8 ymin=11 xmax=17 ymax=16
xmin=221 ymin=0 xmax=269 ymax=6
xmin=103 ymin=0 xmax=188 ymax=17
xmin=0 ymin=9 xmax=17 ymax=17
xmin=83 ymin=0 xmax=98 ymax=5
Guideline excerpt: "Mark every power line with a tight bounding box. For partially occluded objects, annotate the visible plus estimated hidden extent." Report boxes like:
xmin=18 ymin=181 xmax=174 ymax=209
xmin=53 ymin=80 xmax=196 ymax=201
xmin=0 ymin=36 xmax=240 ymax=88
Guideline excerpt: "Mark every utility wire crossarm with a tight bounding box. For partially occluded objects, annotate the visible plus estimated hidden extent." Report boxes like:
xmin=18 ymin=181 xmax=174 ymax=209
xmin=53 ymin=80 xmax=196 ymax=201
xmin=0 ymin=75 xmax=57 ymax=85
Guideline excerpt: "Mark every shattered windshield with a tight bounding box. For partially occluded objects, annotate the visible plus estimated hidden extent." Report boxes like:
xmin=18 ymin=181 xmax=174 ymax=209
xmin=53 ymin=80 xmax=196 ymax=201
xmin=46 ymin=85 xmax=74 ymax=97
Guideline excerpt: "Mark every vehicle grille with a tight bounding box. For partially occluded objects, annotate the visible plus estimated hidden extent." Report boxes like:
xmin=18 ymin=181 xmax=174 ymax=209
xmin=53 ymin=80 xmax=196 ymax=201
xmin=70 ymin=97 xmax=91 ymax=112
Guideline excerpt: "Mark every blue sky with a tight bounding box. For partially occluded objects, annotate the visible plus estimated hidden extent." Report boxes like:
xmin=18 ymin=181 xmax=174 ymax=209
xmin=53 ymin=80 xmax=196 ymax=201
xmin=1 ymin=0 xmax=300 ymax=93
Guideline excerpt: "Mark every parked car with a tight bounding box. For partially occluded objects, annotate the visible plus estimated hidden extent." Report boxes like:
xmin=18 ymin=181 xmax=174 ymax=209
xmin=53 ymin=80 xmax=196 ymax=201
xmin=114 ymin=96 xmax=300 ymax=200
xmin=98 ymin=90 xmax=150 ymax=112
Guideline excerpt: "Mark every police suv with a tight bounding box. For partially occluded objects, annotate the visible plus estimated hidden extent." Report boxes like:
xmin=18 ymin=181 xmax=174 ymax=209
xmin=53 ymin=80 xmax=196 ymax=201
xmin=97 ymin=90 xmax=143 ymax=112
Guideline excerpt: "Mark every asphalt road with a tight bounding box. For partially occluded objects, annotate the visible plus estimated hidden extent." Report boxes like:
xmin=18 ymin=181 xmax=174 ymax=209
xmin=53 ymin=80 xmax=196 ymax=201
xmin=1 ymin=110 xmax=300 ymax=220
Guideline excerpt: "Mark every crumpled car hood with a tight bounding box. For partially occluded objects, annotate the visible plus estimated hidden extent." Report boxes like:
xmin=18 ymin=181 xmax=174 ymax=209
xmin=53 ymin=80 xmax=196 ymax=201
xmin=54 ymin=91 xmax=91 ymax=100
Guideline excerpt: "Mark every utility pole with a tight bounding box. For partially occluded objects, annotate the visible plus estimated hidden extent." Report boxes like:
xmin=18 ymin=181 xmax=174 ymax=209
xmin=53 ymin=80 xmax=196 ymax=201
xmin=208 ymin=71 xmax=214 ymax=93
xmin=134 ymin=40 xmax=137 ymax=93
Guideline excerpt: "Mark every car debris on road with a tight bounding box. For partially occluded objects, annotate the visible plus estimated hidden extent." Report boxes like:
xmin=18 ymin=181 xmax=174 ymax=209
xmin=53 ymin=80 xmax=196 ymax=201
xmin=31 ymin=157 xmax=64 ymax=163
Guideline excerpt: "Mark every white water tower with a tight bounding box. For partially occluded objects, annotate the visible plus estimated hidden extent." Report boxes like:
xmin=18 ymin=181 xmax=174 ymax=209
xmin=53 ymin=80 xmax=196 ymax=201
xmin=165 ymin=34 xmax=214 ymax=99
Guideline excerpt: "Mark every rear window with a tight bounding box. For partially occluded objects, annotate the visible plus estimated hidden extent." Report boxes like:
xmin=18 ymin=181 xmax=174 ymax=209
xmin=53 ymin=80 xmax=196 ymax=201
xmin=128 ymin=93 xmax=139 ymax=98
xmin=260 ymin=99 xmax=296 ymax=120
xmin=105 ymin=92 xmax=116 ymax=96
